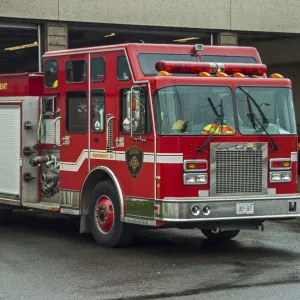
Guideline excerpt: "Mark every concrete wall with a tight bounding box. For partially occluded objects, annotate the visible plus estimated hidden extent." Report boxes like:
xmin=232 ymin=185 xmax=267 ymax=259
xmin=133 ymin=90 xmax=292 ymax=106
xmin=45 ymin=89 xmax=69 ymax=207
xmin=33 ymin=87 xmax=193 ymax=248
xmin=2 ymin=0 xmax=300 ymax=33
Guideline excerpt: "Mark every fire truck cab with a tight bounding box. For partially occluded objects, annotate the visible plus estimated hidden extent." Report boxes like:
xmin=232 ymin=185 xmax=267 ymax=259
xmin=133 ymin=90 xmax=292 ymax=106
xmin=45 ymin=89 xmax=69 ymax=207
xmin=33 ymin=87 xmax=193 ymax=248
xmin=0 ymin=43 xmax=299 ymax=247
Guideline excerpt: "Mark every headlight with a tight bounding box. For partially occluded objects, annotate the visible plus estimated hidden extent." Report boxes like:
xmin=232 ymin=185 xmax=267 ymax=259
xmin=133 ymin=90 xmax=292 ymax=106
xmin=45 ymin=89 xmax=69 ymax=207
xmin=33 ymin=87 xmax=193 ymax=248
xmin=184 ymin=173 xmax=207 ymax=185
xmin=270 ymin=171 xmax=291 ymax=183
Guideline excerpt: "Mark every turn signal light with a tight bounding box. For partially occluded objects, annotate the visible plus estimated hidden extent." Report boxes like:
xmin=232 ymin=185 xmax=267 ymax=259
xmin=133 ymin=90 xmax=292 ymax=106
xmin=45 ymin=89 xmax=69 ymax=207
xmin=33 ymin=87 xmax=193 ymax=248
xmin=186 ymin=162 xmax=207 ymax=170
xmin=270 ymin=159 xmax=291 ymax=170
xmin=184 ymin=160 xmax=208 ymax=172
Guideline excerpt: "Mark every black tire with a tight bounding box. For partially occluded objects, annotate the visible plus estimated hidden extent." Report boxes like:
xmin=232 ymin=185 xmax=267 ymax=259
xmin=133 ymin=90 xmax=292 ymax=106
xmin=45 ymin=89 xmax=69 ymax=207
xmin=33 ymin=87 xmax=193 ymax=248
xmin=201 ymin=229 xmax=240 ymax=243
xmin=0 ymin=209 xmax=13 ymax=225
xmin=89 ymin=180 xmax=132 ymax=248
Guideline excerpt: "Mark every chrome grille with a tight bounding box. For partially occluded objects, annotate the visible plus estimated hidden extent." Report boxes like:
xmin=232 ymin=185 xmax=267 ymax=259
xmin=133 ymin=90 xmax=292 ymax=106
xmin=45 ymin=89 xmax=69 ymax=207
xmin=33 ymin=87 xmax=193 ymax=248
xmin=210 ymin=143 xmax=267 ymax=196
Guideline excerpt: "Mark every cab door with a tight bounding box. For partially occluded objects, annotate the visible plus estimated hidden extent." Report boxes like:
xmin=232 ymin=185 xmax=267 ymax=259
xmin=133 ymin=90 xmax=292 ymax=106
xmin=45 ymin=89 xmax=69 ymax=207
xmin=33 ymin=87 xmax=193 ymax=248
xmin=89 ymin=52 xmax=116 ymax=170
xmin=115 ymin=83 xmax=155 ymax=200
xmin=59 ymin=55 xmax=89 ymax=191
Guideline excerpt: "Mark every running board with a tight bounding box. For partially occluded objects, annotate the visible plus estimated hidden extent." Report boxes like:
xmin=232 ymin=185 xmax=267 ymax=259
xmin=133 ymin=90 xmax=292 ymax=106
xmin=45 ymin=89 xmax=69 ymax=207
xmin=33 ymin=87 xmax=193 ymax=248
xmin=22 ymin=202 xmax=80 ymax=215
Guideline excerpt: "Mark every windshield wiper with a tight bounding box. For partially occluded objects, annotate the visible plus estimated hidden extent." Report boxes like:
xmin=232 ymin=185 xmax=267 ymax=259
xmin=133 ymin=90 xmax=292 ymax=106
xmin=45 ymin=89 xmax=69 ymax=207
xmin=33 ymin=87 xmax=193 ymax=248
xmin=238 ymin=87 xmax=269 ymax=124
xmin=196 ymin=98 xmax=224 ymax=152
xmin=244 ymin=96 xmax=279 ymax=151
xmin=238 ymin=87 xmax=278 ymax=151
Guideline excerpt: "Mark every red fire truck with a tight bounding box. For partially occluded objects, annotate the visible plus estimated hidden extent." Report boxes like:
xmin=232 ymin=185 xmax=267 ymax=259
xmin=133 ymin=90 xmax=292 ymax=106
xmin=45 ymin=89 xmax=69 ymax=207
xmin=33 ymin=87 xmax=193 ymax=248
xmin=0 ymin=43 xmax=299 ymax=247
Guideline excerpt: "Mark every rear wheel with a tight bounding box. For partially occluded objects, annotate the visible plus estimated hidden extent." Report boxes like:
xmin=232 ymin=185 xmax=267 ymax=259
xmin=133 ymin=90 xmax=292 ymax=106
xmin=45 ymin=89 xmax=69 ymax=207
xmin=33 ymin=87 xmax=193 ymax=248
xmin=89 ymin=180 xmax=132 ymax=248
xmin=0 ymin=209 xmax=13 ymax=225
xmin=201 ymin=229 xmax=240 ymax=243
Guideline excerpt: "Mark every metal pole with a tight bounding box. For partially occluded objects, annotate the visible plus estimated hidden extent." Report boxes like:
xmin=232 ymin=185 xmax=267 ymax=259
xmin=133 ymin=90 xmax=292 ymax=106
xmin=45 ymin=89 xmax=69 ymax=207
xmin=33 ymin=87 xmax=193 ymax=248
xmin=38 ymin=25 xmax=42 ymax=72
xmin=210 ymin=33 xmax=213 ymax=45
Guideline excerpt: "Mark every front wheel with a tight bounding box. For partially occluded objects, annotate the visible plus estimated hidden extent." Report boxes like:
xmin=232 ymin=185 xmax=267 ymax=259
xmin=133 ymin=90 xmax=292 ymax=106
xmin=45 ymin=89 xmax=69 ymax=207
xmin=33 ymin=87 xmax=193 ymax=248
xmin=89 ymin=180 xmax=132 ymax=248
xmin=201 ymin=229 xmax=240 ymax=243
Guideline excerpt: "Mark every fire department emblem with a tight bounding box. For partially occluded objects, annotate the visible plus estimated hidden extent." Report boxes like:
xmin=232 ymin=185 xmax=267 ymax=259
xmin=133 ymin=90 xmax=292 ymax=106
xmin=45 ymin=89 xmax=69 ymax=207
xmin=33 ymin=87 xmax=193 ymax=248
xmin=125 ymin=146 xmax=144 ymax=179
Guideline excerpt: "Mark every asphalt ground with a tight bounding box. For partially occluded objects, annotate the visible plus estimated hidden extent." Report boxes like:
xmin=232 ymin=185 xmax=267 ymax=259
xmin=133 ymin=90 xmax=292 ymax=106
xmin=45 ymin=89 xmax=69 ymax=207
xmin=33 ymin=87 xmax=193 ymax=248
xmin=1 ymin=211 xmax=300 ymax=300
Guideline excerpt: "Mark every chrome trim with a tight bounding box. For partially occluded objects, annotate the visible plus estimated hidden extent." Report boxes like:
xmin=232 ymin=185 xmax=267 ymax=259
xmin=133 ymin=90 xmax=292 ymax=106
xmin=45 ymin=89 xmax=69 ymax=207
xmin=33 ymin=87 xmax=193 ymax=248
xmin=38 ymin=25 xmax=42 ymax=72
xmin=53 ymin=117 xmax=62 ymax=146
xmin=0 ymin=198 xmax=21 ymax=206
xmin=106 ymin=115 xmax=116 ymax=151
xmin=269 ymin=158 xmax=291 ymax=170
xmin=163 ymin=193 xmax=300 ymax=203
xmin=157 ymin=194 xmax=300 ymax=222
xmin=88 ymin=53 xmax=91 ymax=172
xmin=60 ymin=190 xmax=80 ymax=207
xmin=291 ymin=152 xmax=298 ymax=162
xmin=270 ymin=171 xmax=292 ymax=183
xmin=159 ymin=215 xmax=300 ymax=222
xmin=183 ymin=159 xmax=208 ymax=172
xmin=22 ymin=202 xmax=60 ymax=210
xmin=60 ymin=208 xmax=80 ymax=215
xmin=124 ymin=217 xmax=156 ymax=226
xmin=183 ymin=173 xmax=208 ymax=185
xmin=80 ymin=166 xmax=125 ymax=220
xmin=210 ymin=142 xmax=268 ymax=196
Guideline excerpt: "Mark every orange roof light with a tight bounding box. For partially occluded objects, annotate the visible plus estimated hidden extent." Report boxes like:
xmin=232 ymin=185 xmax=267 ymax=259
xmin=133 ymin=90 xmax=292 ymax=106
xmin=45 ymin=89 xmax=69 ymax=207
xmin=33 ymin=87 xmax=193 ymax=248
xmin=216 ymin=72 xmax=229 ymax=77
xmin=157 ymin=70 xmax=171 ymax=76
xmin=270 ymin=73 xmax=284 ymax=78
xmin=199 ymin=72 xmax=212 ymax=77
xmin=233 ymin=72 xmax=245 ymax=78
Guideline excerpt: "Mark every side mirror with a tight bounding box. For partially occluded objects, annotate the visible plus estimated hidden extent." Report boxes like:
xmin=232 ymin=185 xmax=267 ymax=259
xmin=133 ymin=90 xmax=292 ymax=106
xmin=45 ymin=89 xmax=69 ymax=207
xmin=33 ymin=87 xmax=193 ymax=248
xmin=124 ymin=87 xmax=141 ymax=135
xmin=126 ymin=89 xmax=141 ymax=120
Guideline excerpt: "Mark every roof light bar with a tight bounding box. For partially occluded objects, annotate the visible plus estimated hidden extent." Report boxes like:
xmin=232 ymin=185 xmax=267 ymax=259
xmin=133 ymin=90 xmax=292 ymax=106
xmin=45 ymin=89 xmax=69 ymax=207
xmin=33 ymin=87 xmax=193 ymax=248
xmin=155 ymin=61 xmax=267 ymax=76
xmin=155 ymin=61 xmax=218 ymax=74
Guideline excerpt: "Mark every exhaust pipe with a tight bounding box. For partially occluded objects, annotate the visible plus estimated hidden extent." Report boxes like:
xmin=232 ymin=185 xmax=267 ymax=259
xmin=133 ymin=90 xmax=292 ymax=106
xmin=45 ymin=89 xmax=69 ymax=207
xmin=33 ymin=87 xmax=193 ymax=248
xmin=212 ymin=225 xmax=220 ymax=234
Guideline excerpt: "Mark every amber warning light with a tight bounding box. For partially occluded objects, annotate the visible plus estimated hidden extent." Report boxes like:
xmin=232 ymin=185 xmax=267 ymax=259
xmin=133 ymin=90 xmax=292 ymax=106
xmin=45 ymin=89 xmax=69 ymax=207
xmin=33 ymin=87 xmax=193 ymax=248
xmin=155 ymin=61 xmax=267 ymax=76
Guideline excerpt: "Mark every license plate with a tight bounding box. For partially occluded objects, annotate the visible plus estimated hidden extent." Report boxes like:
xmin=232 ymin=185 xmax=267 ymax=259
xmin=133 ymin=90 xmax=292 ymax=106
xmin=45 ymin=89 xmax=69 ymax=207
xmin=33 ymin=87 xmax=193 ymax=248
xmin=236 ymin=203 xmax=254 ymax=215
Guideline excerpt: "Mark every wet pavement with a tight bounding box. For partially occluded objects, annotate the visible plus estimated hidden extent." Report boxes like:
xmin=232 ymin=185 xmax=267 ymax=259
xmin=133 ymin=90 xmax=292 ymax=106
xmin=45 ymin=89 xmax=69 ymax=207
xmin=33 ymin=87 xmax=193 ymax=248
xmin=1 ymin=212 xmax=300 ymax=300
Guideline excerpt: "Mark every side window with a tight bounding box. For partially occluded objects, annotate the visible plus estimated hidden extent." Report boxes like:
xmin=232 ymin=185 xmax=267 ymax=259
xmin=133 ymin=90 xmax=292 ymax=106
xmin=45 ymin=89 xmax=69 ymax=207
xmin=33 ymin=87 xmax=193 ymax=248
xmin=91 ymin=89 xmax=105 ymax=132
xmin=117 ymin=56 xmax=132 ymax=81
xmin=120 ymin=87 xmax=151 ymax=135
xmin=91 ymin=58 xmax=105 ymax=82
xmin=66 ymin=91 xmax=87 ymax=134
xmin=66 ymin=60 xmax=87 ymax=83
xmin=45 ymin=60 xmax=58 ymax=88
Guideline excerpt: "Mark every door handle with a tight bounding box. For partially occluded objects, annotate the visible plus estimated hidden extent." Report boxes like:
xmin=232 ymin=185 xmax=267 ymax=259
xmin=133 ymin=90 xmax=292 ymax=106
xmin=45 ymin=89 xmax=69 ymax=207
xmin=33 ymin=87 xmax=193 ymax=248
xmin=106 ymin=116 xmax=118 ymax=149
xmin=53 ymin=117 xmax=62 ymax=146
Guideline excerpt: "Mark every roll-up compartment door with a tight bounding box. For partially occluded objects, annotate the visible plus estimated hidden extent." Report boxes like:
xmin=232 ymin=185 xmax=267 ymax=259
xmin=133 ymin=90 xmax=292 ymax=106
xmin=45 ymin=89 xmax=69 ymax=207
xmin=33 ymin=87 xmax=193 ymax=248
xmin=0 ymin=106 xmax=21 ymax=198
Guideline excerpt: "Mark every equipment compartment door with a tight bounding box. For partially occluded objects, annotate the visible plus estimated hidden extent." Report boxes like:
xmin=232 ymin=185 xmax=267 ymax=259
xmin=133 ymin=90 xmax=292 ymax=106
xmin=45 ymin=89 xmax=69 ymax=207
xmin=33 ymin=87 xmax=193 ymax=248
xmin=0 ymin=105 xmax=21 ymax=200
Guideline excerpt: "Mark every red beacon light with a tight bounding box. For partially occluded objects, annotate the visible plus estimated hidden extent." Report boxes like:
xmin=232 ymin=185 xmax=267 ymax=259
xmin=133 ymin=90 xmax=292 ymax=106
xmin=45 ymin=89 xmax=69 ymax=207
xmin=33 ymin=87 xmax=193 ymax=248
xmin=155 ymin=61 xmax=267 ymax=76
xmin=219 ymin=63 xmax=267 ymax=76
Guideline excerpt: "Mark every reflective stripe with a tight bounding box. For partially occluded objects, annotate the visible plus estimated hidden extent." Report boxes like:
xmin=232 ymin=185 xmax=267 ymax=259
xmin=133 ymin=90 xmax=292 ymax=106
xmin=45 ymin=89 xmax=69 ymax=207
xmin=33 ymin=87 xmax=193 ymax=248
xmin=60 ymin=150 xmax=183 ymax=172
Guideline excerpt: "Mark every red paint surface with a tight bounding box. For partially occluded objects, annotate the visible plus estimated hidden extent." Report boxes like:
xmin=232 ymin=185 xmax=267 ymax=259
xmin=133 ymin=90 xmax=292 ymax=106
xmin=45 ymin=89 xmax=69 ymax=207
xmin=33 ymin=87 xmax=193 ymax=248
xmin=0 ymin=73 xmax=43 ymax=97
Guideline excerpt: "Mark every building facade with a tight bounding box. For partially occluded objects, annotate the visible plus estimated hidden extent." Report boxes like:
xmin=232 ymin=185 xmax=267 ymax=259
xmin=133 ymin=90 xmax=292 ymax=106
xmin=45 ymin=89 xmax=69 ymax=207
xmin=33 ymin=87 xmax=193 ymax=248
xmin=1 ymin=0 xmax=300 ymax=121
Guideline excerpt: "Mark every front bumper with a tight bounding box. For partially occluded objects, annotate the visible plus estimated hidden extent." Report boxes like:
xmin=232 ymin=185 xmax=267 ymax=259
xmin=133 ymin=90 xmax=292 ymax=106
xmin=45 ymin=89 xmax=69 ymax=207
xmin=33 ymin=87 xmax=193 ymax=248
xmin=156 ymin=193 xmax=300 ymax=222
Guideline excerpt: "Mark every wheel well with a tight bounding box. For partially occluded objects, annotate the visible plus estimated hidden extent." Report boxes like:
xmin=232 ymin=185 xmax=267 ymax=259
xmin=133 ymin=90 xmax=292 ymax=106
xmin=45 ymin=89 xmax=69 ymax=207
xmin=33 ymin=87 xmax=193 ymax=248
xmin=79 ymin=167 xmax=122 ymax=234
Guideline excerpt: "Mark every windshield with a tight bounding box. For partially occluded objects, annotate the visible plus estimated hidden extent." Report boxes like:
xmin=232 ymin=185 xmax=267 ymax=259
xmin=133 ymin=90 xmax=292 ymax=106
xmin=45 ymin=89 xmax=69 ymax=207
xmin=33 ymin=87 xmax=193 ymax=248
xmin=200 ymin=55 xmax=257 ymax=63
xmin=235 ymin=87 xmax=297 ymax=135
xmin=154 ymin=85 xmax=236 ymax=135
